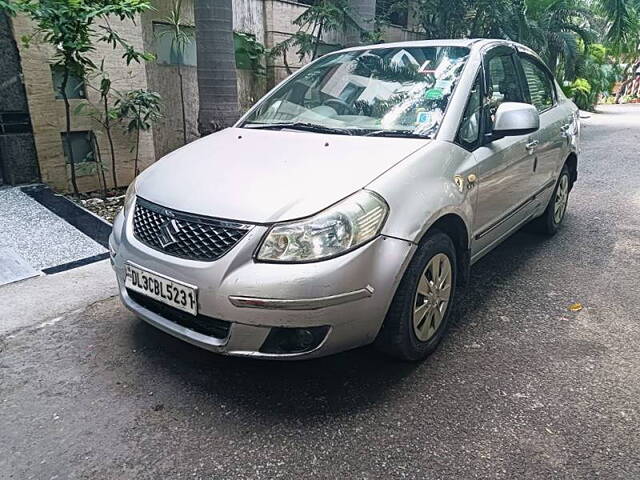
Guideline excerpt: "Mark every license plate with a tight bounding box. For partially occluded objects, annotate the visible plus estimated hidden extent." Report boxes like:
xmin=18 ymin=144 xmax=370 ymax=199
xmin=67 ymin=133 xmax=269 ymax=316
xmin=125 ymin=263 xmax=198 ymax=316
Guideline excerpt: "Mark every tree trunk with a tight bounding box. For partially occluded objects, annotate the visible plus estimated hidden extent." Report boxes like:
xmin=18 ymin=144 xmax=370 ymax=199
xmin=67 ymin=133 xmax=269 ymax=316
xmin=282 ymin=49 xmax=292 ymax=75
xmin=312 ymin=19 xmax=325 ymax=60
xmin=195 ymin=0 xmax=239 ymax=136
xmin=61 ymin=69 xmax=79 ymax=195
xmin=91 ymin=132 xmax=108 ymax=198
xmin=178 ymin=63 xmax=188 ymax=144
xmin=134 ymin=128 xmax=140 ymax=176
xmin=103 ymin=95 xmax=118 ymax=189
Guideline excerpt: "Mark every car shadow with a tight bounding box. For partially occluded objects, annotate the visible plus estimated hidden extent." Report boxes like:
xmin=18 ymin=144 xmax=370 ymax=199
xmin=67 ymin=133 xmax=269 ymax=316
xmin=130 ymin=222 xmax=576 ymax=420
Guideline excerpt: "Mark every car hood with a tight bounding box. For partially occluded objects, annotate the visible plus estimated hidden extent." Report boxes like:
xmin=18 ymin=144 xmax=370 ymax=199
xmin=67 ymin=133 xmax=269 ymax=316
xmin=136 ymin=127 xmax=429 ymax=223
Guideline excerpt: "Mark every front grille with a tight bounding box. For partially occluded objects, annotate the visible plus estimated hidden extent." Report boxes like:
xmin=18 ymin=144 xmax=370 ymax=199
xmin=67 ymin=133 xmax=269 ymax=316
xmin=133 ymin=197 xmax=251 ymax=262
xmin=127 ymin=289 xmax=231 ymax=339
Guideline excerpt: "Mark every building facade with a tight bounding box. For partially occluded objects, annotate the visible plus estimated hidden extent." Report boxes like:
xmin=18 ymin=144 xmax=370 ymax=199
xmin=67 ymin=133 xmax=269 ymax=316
xmin=0 ymin=0 xmax=424 ymax=193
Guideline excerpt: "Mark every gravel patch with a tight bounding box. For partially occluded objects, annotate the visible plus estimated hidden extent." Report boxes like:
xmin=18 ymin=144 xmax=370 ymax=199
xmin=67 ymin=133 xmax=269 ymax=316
xmin=0 ymin=187 xmax=106 ymax=271
xmin=76 ymin=195 xmax=125 ymax=224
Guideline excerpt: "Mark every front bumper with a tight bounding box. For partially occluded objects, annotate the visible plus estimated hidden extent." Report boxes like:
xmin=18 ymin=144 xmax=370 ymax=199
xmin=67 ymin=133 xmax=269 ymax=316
xmin=110 ymin=205 xmax=415 ymax=359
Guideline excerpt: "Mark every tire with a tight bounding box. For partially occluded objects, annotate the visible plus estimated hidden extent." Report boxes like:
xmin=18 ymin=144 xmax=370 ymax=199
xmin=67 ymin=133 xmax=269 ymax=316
xmin=529 ymin=165 xmax=571 ymax=235
xmin=374 ymin=230 xmax=457 ymax=361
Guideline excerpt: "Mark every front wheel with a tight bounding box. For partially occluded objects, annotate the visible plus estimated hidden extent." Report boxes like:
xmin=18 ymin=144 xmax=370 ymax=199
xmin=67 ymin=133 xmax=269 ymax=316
xmin=530 ymin=165 xmax=571 ymax=235
xmin=374 ymin=231 xmax=457 ymax=361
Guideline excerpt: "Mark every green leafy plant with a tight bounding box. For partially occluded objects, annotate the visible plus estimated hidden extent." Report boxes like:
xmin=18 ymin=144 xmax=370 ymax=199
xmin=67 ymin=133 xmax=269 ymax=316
xmin=157 ymin=0 xmax=193 ymax=145
xmin=563 ymin=77 xmax=592 ymax=109
xmin=234 ymin=31 xmax=267 ymax=78
xmin=7 ymin=0 xmax=153 ymax=194
xmin=569 ymin=43 xmax=622 ymax=109
xmin=116 ymin=89 xmax=162 ymax=177
xmin=74 ymin=60 xmax=122 ymax=189
xmin=0 ymin=0 xmax=17 ymax=15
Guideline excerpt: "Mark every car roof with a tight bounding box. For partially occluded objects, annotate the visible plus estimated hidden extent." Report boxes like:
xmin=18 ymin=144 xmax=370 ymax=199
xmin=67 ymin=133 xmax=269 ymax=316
xmin=335 ymin=38 xmax=532 ymax=55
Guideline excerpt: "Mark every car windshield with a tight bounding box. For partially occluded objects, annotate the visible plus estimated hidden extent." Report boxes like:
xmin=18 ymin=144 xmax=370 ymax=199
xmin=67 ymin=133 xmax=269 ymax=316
xmin=241 ymin=46 xmax=470 ymax=138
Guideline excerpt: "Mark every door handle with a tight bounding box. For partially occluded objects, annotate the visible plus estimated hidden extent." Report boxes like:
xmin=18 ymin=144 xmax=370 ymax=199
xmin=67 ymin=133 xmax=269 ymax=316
xmin=525 ymin=140 xmax=539 ymax=152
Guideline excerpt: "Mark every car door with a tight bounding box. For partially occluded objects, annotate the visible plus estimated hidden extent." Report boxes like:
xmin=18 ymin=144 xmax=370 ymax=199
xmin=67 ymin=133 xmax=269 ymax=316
xmin=470 ymin=46 xmax=539 ymax=260
xmin=517 ymin=53 xmax=569 ymax=200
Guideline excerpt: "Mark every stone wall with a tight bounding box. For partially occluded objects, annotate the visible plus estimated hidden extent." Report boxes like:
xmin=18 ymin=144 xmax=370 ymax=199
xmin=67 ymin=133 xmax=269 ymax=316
xmin=140 ymin=0 xmax=199 ymax=159
xmin=234 ymin=0 xmax=266 ymax=42
xmin=381 ymin=24 xmax=426 ymax=43
xmin=234 ymin=0 xmax=269 ymax=113
xmin=11 ymin=13 xmax=155 ymax=192
xmin=264 ymin=0 xmax=316 ymax=86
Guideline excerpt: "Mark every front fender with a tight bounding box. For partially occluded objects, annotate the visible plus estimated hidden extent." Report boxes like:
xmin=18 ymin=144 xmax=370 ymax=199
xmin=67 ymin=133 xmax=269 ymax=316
xmin=367 ymin=140 xmax=476 ymax=246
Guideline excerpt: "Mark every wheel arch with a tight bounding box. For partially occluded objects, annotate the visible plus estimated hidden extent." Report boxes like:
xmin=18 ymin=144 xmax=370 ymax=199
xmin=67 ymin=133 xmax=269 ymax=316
xmin=565 ymin=152 xmax=578 ymax=190
xmin=422 ymin=213 xmax=471 ymax=286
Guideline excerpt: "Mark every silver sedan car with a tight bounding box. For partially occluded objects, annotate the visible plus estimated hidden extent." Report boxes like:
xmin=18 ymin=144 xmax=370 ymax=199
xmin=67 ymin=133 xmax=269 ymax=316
xmin=109 ymin=39 xmax=579 ymax=361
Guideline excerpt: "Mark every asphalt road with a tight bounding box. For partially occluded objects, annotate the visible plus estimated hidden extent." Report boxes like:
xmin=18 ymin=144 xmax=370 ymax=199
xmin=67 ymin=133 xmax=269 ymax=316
xmin=2 ymin=104 xmax=640 ymax=480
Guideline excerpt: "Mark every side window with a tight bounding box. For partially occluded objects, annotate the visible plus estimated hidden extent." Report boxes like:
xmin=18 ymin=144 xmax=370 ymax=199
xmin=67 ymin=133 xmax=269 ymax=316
xmin=457 ymin=74 xmax=482 ymax=149
xmin=520 ymin=56 xmax=554 ymax=112
xmin=485 ymin=54 xmax=524 ymax=129
xmin=487 ymin=55 xmax=524 ymax=106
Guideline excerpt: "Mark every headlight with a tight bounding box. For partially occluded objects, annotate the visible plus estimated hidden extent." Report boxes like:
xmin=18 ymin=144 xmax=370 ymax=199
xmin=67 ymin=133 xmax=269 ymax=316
xmin=123 ymin=180 xmax=137 ymax=215
xmin=257 ymin=190 xmax=388 ymax=263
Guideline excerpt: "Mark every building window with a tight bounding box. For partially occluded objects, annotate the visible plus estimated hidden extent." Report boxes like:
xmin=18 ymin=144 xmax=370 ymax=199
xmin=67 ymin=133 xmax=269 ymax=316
xmin=51 ymin=66 xmax=86 ymax=99
xmin=61 ymin=131 xmax=95 ymax=164
xmin=153 ymin=22 xmax=197 ymax=66
xmin=376 ymin=0 xmax=408 ymax=28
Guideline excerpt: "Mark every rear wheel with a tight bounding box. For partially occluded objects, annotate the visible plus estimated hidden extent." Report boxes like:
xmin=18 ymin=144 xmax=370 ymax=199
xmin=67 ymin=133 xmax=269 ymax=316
xmin=530 ymin=165 xmax=571 ymax=235
xmin=375 ymin=231 xmax=457 ymax=361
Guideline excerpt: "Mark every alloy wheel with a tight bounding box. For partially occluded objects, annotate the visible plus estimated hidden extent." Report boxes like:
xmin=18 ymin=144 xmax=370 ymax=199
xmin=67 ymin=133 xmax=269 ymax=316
xmin=554 ymin=174 xmax=569 ymax=224
xmin=413 ymin=253 xmax=453 ymax=342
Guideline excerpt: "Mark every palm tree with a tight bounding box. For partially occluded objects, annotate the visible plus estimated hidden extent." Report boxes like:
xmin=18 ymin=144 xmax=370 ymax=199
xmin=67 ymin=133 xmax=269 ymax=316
xmin=600 ymin=0 xmax=638 ymax=52
xmin=413 ymin=0 xmax=469 ymax=39
xmin=596 ymin=0 xmax=640 ymax=101
xmin=194 ymin=0 xmax=239 ymax=136
xmin=517 ymin=0 xmax=594 ymax=79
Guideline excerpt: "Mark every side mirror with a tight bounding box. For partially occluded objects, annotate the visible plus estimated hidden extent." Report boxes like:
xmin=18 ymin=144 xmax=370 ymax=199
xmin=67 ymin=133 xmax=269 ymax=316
xmin=489 ymin=102 xmax=539 ymax=141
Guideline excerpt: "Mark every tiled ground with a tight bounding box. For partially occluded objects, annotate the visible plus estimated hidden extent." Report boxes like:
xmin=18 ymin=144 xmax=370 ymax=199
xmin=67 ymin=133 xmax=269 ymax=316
xmin=0 ymin=187 xmax=106 ymax=278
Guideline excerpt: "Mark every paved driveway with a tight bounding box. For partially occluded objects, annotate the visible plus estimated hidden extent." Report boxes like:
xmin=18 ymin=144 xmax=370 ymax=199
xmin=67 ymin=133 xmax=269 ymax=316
xmin=1 ymin=105 xmax=639 ymax=479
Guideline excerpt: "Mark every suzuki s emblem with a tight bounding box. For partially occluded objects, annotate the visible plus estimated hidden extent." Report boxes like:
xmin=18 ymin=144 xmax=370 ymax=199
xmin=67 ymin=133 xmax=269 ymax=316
xmin=157 ymin=219 xmax=181 ymax=248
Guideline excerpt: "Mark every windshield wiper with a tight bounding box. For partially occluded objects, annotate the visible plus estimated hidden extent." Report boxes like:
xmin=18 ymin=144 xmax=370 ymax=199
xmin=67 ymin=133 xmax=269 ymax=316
xmin=243 ymin=122 xmax=354 ymax=136
xmin=363 ymin=129 xmax=431 ymax=139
